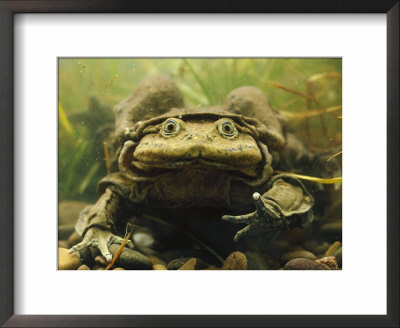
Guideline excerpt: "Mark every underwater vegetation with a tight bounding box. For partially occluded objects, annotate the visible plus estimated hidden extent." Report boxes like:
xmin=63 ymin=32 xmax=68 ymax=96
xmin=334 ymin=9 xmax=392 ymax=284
xmin=58 ymin=58 xmax=342 ymax=270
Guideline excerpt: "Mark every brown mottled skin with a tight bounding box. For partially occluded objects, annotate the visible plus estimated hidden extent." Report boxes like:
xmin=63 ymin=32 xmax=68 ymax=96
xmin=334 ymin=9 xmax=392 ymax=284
xmin=70 ymin=75 xmax=314 ymax=262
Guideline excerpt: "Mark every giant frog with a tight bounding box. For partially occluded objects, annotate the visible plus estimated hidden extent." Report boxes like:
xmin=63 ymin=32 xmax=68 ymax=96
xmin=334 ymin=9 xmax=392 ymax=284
xmin=70 ymin=75 xmax=314 ymax=262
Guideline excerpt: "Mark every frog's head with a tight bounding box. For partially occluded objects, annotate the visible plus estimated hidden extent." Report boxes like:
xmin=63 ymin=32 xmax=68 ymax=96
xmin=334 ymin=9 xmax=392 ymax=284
xmin=113 ymin=75 xmax=286 ymax=180
xmin=119 ymin=113 xmax=265 ymax=178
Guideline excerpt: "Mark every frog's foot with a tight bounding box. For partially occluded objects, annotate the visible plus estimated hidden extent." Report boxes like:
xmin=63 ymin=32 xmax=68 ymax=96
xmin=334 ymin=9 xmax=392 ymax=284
xmin=68 ymin=227 xmax=133 ymax=262
xmin=222 ymin=192 xmax=288 ymax=242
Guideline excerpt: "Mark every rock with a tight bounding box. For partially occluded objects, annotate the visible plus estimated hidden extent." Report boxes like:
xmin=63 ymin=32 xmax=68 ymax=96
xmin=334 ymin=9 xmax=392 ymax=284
xmin=68 ymin=231 xmax=82 ymax=248
xmin=58 ymin=248 xmax=81 ymax=270
xmin=316 ymin=256 xmax=339 ymax=270
xmin=167 ymin=257 xmax=208 ymax=270
xmin=58 ymin=224 xmax=76 ymax=241
xmin=333 ymin=247 xmax=342 ymax=268
xmin=313 ymin=242 xmax=330 ymax=255
xmin=281 ymin=250 xmax=316 ymax=264
xmin=95 ymin=255 xmax=108 ymax=267
xmin=178 ymin=258 xmax=197 ymax=270
xmin=109 ymin=244 xmax=152 ymax=270
xmin=77 ymin=264 xmax=90 ymax=270
xmin=58 ymin=200 xmax=90 ymax=225
xmin=153 ymin=264 xmax=167 ymax=270
xmin=113 ymin=267 xmax=125 ymax=270
xmin=222 ymin=251 xmax=247 ymax=270
xmin=284 ymin=258 xmax=331 ymax=270
xmin=148 ymin=255 xmax=167 ymax=267
xmin=244 ymin=251 xmax=269 ymax=270
xmin=325 ymin=241 xmax=341 ymax=257
xmin=320 ymin=222 xmax=342 ymax=241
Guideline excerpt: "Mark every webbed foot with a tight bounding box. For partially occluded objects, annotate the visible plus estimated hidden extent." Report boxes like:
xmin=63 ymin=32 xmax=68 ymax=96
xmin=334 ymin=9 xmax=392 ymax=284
xmin=222 ymin=192 xmax=288 ymax=242
xmin=68 ymin=227 xmax=133 ymax=262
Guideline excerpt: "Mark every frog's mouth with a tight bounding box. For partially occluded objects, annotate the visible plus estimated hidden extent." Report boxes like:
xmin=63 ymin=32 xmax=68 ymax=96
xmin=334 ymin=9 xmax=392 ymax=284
xmin=119 ymin=140 xmax=262 ymax=179
xmin=132 ymin=157 xmax=260 ymax=177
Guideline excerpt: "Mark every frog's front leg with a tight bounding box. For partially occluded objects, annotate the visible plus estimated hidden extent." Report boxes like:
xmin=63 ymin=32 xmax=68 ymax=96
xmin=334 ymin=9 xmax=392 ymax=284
xmin=223 ymin=175 xmax=314 ymax=242
xmin=68 ymin=187 xmax=132 ymax=262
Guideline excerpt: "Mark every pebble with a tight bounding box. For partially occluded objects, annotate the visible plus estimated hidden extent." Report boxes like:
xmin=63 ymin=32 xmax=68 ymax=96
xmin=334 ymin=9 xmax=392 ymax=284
xmin=95 ymin=255 xmax=108 ymax=267
xmin=109 ymin=244 xmax=152 ymax=270
xmin=281 ymin=250 xmax=316 ymax=264
xmin=316 ymin=256 xmax=339 ymax=270
xmin=334 ymin=247 xmax=342 ymax=268
xmin=77 ymin=265 xmax=90 ymax=270
xmin=222 ymin=251 xmax=247 ymax=270
xmin=178 ymin=258 xmax=197 ymax=270
xmin=325 ymin=241 xmax=341 ymax=257
xmin=153 ymin=264 xmax=167 ymax=270
xmin=113 ymin=267 xmax=125 ymax=270
xmin=167 ymin=257 xmax=208 ymax=270
xmin=148 ymin=255 xmax=167 ymax=267
xmin=284 ymin=258 xmax=331 ymax=270
xmin=58 ymin=248 xmax=81 ymax=270
xmin=313 ymin=242 xmax=330 ymax=255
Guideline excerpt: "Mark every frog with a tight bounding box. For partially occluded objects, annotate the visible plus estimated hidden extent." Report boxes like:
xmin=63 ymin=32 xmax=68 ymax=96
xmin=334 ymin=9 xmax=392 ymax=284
xmin=69 ymin=74 xmax=314 ymax=263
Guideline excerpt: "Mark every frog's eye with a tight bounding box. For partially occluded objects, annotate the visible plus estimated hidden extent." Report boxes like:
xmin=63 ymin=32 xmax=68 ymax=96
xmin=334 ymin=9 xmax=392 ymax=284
xmin=218 ymin=120 xmax=238 ymax=138
xmin=161 ymin=119 xmax=180 ymax=137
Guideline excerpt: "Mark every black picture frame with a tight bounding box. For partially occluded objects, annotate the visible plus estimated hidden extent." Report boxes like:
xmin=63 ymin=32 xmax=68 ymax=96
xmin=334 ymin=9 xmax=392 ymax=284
xmin=0 ymin=1 xmax=398 ymax=327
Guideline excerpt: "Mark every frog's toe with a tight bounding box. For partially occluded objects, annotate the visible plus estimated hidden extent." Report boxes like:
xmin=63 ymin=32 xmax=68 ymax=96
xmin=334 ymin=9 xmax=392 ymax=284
xmin=222 ymin=212 xmax=253 ymax=224
xmin=68 ymin=240 xmax=92 ymax=254
xmin=234 ymin=224 xmax=257 ymax=242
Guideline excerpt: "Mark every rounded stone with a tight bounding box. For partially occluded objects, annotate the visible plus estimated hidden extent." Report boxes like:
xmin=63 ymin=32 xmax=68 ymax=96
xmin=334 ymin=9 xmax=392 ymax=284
xmin=109 ymin=244 xmax=152 ymax=270
xmin=167 ymin=257 xmax=208 ymax=270
xmin=333 ymin=247 xmax=342 ymax=268
xmin=316 ymin=256 xmax=339 ymax=270
xmin=113 ymin=267 xmax=125 ymax=270
xmin=153 ymin=264 xmax=167 ymax=270
xmin=325 ymin=241 xmax=341 ymax=257
xmin=77 ymin=264 xmax=90 ymax=270
xmin=178 ymin=258 xmax=197 ymax=270
xmin=281 ymin=250 xmax=316 ymax=264
xmin=222 ymin=251 xmax=248 ymax=270
xmin=313 ymin=242 xmax=330 ymax=255
xmin=148 ymin=255 xmax=167 ymax=267
xmin=95 ymin=255 xmax=108 ymax=267
xmin=58 ymin=248 xmax=81 ymax=270
xmin=284 ymin=258 xmax=331 ymax=270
